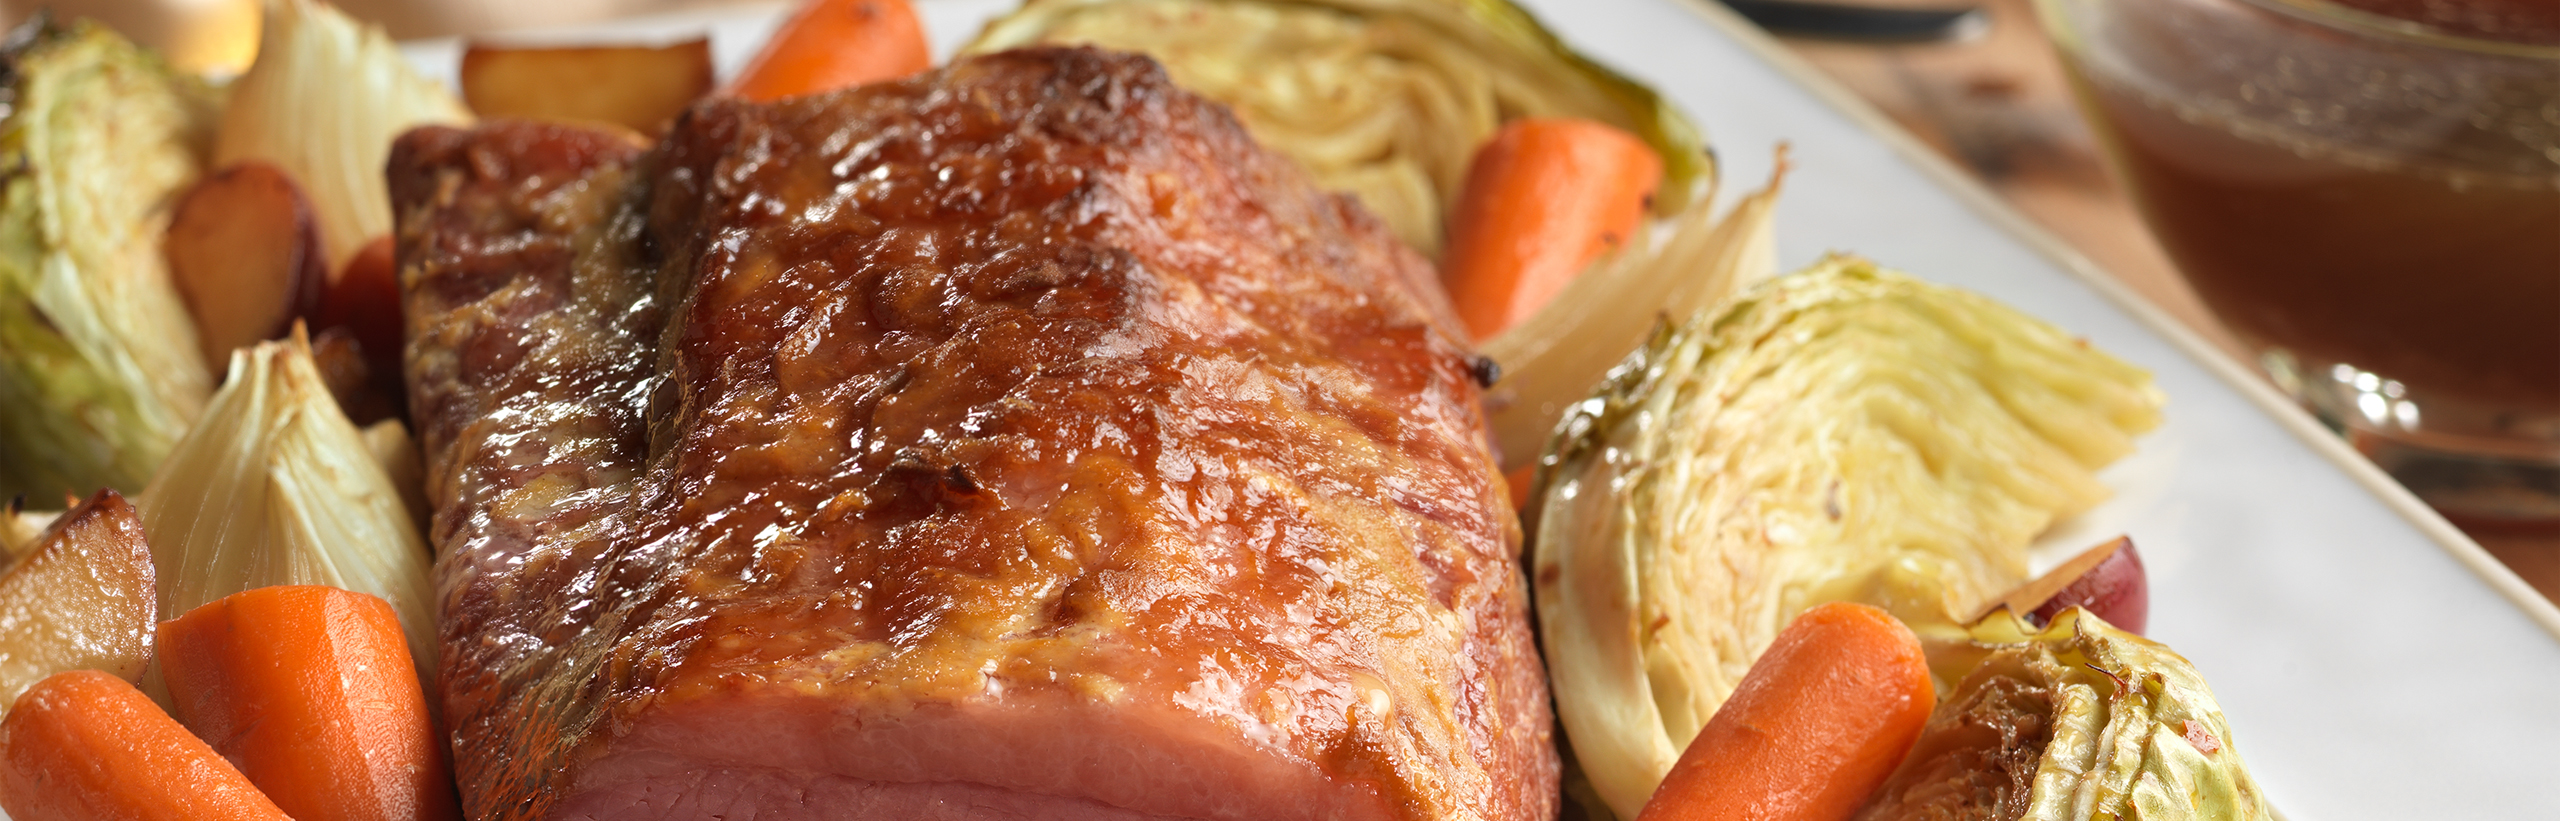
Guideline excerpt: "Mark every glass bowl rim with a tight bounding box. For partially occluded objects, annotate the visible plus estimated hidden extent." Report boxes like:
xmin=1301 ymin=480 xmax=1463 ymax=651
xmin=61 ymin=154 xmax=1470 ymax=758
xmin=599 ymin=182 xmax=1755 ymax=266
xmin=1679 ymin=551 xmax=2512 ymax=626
xmin=2244 ymin=0 xmax=2560 ymax=60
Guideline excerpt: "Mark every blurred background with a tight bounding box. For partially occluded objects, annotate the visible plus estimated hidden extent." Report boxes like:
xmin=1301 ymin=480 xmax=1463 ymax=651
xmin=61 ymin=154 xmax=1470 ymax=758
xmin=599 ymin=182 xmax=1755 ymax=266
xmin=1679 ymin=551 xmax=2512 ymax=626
xmin=6 ymin=0 xmax=2552 ymax=601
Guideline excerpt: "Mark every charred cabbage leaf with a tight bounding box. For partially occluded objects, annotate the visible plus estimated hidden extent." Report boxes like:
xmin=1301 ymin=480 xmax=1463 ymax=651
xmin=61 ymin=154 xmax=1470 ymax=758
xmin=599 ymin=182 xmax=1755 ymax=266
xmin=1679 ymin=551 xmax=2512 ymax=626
xmin=1532 ymin=257 xmax=2164 ymax=817
xmin=1857 ymin=608 xmax=2273 ymax=821
xmin=963 ymin=0 xmax=1709 ymax=258
xmin=0 ymin=20 xmax=218 ymax=500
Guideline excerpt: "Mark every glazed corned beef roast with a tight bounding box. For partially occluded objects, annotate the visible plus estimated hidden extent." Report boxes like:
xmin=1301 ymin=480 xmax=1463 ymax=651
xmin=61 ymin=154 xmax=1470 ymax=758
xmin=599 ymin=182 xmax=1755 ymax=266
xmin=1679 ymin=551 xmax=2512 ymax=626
xmin=390 ymin=47 xmax=1557 ymax=820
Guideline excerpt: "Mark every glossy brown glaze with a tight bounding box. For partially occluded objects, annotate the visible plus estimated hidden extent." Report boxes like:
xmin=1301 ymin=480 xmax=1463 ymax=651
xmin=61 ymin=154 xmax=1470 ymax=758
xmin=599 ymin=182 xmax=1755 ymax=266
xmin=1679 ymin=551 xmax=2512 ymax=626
xmin=394 ymin=49 xmax=1554 ymax=820
xmin=389 ymin=119 xmax=664 ymax=813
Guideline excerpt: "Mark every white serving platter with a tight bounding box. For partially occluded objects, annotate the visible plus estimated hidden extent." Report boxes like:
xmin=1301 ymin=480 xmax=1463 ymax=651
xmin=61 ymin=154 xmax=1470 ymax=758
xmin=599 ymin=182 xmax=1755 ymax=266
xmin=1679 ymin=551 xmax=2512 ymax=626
xmin=399 ymin=0 xmax=2560 ymax=816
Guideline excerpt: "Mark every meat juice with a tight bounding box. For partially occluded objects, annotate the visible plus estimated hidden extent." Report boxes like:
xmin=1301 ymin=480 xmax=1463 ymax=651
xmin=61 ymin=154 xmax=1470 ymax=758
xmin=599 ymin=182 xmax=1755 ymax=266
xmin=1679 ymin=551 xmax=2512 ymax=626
xmin=2076 ymin=75 xmax=2560 ymax=413
xmin=2062 ymin=0 xmax=2560 ymax=440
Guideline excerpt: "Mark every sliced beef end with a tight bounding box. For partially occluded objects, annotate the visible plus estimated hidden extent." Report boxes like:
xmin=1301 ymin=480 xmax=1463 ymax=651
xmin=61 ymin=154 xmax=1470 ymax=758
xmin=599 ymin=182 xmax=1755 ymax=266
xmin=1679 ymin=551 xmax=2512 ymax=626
xmin=1854 ymin=671 xmax=2058 ymax=821
xmin=557 ymin=691 xmax=1413 ymax=821
xmin=417 ymin=48 xmax=1553 ymax=821
xmin=563 ymin=770 xmax=1222 ymax=821
xmin=387 ymin=119 xmax=668 ymax=806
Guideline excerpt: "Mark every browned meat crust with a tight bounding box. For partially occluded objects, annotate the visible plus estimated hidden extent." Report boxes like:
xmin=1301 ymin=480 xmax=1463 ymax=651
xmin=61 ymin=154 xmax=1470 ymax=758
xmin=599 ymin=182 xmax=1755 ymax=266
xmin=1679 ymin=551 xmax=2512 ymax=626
xmin=394 ymin=48 xmax=1555 ymax=820
xmin=389 ymin=119 xmax=666 ymax=811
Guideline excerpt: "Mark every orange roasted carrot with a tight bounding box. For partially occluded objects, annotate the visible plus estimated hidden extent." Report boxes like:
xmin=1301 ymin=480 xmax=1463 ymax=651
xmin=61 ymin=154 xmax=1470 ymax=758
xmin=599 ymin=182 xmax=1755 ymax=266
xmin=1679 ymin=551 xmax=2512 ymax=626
xmin=1506 ymin=464 xmax=1538 ymax=513
xmin=156 ymin=586 xmax=458 ymax=821
xmin=0 ymin=669 xmax=289 ymax=821
xmin=1636 ymin=601 xmax=1935 ymax=821
xmin=1441 ymin=117 xmax=1663 ymax=341
xmin=728 ymin=0 xmax=932 ymax=101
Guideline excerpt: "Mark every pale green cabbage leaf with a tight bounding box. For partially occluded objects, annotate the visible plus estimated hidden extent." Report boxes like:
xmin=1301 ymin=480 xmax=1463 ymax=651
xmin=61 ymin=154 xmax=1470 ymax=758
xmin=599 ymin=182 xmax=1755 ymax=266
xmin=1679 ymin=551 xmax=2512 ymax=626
xmin=1856 ymin=608 xmax=2275 ymax=821
xmin=964 ymin=0 xmax=1710 ymax=259
xmin=1531 ymin=257 xmax=2165 ymax=817
xmin=0 ymin=20 xmax=218 ymax=500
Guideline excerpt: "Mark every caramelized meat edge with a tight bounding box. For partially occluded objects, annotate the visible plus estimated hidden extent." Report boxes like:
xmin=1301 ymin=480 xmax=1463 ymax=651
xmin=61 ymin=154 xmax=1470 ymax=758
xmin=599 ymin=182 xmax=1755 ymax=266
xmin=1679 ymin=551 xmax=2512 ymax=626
xmin=391 ymin=120 xmax=666 ymax=808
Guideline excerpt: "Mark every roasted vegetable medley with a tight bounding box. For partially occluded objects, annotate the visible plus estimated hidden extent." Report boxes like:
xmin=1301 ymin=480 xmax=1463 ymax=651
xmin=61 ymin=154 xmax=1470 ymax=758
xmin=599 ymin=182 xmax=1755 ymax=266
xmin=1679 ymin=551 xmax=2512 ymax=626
xmin=0 ymin=1 xmax=2278 ymax=820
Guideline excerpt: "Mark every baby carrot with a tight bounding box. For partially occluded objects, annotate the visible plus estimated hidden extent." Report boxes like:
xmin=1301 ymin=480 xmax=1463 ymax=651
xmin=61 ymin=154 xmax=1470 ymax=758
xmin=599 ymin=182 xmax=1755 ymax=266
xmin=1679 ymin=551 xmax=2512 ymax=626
xmin=0 ymin=669 xmax=289 ymax=821
xmin=1506 ymin=464 xmax=1538 ymax=513
xmin=1636 ymin=601 xmax=1935 ymax=821
xmin=1440 ymin=117 xmax=1663 ymax=341
xmin=728 ymin=0 xmax=932 ymax=101
xmin=157 ymin=585 xmax=458 ymax=821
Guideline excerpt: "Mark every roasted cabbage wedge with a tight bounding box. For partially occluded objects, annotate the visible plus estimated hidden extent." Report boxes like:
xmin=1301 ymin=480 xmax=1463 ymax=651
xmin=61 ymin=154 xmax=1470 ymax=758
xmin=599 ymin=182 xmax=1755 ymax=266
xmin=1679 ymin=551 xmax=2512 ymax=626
xmin=1857 ymin=608 xmax=2273 ymax=821
xmin=0 ymin=19 xmax=217 ymax=500
xmin=964 ymin=0 xmax=1710 ymax=257
xmin=1532 ymin=257 xmax=2164 ymax=817
xmin=137 ymin=333 xmax=436 ymax=686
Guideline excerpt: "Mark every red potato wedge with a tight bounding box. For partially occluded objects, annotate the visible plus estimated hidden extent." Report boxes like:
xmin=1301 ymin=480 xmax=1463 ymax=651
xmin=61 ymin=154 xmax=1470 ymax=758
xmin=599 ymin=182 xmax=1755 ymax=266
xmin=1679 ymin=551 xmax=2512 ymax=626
xmin=308 ymin=325 xmax=372 ymax=408
xmin=0 ymin=490 xmax=157 ymax=712
xmin=461 ymin=39 xmax=713 ymax=133
xmin=312 ymin=236 xmax=405 ymax=421
xmin=1974 ymin=536 xmax=2149 ymax=633
xmin=308 ymin=325 xmax=402 ymax=426
xmin=165 ymin=161 xmax=328 ymax=376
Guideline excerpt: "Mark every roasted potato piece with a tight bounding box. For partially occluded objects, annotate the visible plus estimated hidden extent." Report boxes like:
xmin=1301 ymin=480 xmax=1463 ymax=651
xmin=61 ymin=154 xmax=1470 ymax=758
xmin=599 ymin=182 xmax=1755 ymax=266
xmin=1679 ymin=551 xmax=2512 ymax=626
xmin=0 ymin=490 xmax=157 ymax=713
xmin=165 ymin=161 xmax=329 ymax=374
xmin=461 ymin=39 xmax=714 ymax=133
xmin=1974 ymin=536 xmax=2150 ymax=634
